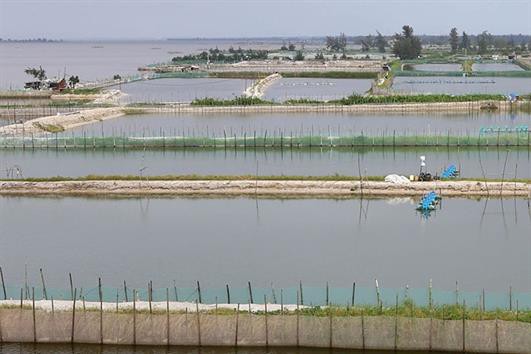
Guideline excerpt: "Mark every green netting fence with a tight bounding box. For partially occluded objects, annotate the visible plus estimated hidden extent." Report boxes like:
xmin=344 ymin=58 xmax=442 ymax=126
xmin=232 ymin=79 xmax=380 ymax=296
xmin=1 ymin=132 xmax=530 ymax=150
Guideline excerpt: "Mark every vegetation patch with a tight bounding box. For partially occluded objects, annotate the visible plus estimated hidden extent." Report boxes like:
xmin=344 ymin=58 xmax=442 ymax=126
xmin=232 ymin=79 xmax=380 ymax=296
xmin=190 ymin=96 xmax=274 ymax=106
xmin=330 ymin=93 xmax=506 ymax=105
xmin=281 ymin=71 xmax=378 ymax=79
xmin=59 ymin=88 xmax=101 ymax=95
xmin=32 ymin=122 xmax=65 ymax=133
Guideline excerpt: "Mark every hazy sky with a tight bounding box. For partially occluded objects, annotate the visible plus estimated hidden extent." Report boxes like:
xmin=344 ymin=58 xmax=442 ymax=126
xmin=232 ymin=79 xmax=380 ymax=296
xmin=1 ymin=0 xmax=530 ymax=40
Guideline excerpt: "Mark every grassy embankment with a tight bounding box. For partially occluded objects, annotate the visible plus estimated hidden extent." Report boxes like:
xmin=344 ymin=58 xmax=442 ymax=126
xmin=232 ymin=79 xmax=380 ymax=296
xmin=1 ymin=299 xmax=529 ymax=323
xmin=190 ymin=93 xmax=507 ymax=106
xmin=208 ymin=71 xmax=378 ymax=79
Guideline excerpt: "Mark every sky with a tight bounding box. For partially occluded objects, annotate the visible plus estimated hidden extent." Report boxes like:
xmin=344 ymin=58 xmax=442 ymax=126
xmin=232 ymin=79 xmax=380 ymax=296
xmin=0 ymin=0 xmax=530 ymax=40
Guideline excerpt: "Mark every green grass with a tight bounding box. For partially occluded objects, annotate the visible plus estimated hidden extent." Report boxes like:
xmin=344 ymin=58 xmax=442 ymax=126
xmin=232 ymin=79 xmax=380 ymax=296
xmin=32 ymin=122 xmax=65 ymax=133
xmin=189 ymin=93 xmax=507 ymax=107
xmin=190 ymin=96 xmax=274 ymax=106
xmin=329 ymin=93 xmax=505 ymax=105
xmin=1 ymin=301 xmax=529 ymax=322
xmin=208 ymin=72 xmax=270 ymax=79
xmin=284 ymin=98 xmax=323 ymax=105
xmin=281 ymin=71 xmax=378 ymax=79
xmin=59 ymin=88 xmax=102 ymax=95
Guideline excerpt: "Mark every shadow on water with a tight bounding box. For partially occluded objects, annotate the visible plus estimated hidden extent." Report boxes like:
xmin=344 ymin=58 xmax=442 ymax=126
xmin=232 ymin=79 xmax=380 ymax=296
xmin=0 ymin=343 xmax=448 ymax=354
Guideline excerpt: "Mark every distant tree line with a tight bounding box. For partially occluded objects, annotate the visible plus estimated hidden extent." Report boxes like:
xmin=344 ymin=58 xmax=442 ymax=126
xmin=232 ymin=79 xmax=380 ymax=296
xmin=326 ymin=33 xmax=348 ymax=52
xmin=448 ymin=29 xmax=531 ymax=54
xmin=172 ymin=47 xmax=269 ymax=63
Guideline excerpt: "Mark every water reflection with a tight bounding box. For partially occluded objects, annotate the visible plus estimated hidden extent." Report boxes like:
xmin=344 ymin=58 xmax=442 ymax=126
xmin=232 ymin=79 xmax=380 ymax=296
xmin=0 ymin=343 xmax=443 ymax=354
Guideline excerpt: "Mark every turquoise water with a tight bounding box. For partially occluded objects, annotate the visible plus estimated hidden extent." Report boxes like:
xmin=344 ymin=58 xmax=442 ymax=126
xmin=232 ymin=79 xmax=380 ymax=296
xmin=0 ymin=147 xmax=529 ymax=179
xmin=0 ymin=196 xmax=529 ymax=308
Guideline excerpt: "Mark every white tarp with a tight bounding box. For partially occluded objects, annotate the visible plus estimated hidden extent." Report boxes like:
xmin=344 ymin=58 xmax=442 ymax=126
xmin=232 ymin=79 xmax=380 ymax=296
xmin=385 ymin=174 xmax=410 ymax=184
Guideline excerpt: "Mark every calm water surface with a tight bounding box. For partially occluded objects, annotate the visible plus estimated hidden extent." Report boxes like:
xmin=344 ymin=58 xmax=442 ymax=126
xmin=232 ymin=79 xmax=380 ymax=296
xmin=0 ymin=196 xmax=529 ymax=293
xmin=69 ymin=112 xmax=531 ymax=137
xmin=393 ymin=76 xmax=531 ymax=95
xmin=119 ymin=78 xmax=253 ymax=103
xmin=472 ymin=63 xmax=524 ymax=72
xmin=0 ymin=148 xmax=529 ymax=179
xmin=412 ymin=64 xmax=462 ymax=72
xmin=263 ymin=78 xmax=372 ymax=102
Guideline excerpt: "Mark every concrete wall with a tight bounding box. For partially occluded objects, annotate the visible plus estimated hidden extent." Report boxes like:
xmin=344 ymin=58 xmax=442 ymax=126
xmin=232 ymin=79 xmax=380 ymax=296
xmin=1 ymin=308 xmax=530 ymax=353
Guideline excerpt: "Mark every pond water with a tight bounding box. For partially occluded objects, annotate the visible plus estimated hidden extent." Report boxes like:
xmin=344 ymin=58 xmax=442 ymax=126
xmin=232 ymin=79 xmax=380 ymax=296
xmin=68 ymin=112 xmax=531 ymax=137
xmin=0 ymin=343 xmax=438 ymax=354
xmin=68 ymin=112 xmax=531 ymax=138
xmin=0 ymin=196 xmax=529 ymax=296
xmin=119 ymin=78 xmax=253 ymax=103
xmin=393 ymin=76 xmax=531 ymax=95
xmin=472 ymin=63 xmax=524 ymax=72
xmin=411 ymin=64 xmax=462 ymax=72
xmin=263 ymin=78 xmax=372 ymax=102
xmin=0 ymin=147 xmax=529 ymax=180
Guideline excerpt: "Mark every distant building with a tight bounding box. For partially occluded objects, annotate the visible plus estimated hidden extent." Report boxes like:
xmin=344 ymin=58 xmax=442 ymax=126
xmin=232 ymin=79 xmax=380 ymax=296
xmin=24 ymin=78 xmax=67 ymax=91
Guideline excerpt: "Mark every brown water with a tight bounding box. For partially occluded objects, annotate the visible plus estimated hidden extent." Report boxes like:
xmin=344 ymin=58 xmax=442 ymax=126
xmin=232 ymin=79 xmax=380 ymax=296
xmin=0 ymin=343 xmax=445 ymax=354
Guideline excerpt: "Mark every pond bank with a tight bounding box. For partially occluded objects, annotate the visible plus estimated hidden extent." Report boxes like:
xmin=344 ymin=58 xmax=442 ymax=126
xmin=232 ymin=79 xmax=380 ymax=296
xmin=136 ymin=100 xmax=521 ymax=114
xmin=0 ymin=180 xmax=528 ymax=197
xmin=0 ymin=107 xmax=124 ymax=136
xmin=0 ymin=305 xmax=529 ymax=352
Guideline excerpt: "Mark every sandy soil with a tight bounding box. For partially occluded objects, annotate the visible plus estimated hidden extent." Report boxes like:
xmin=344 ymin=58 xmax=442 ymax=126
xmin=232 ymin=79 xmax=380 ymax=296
xmin=0 ymin=107 xmax=124 ymax=136
xmin=0 ymin=299 xmax=301 ymax=313
xmin=0 ymin=180 xmax=528 ymax=197
xmin=243 ymin=73 xmax=282 ymax=98
xmin=143 ymin=100 xmax=519 ymax=114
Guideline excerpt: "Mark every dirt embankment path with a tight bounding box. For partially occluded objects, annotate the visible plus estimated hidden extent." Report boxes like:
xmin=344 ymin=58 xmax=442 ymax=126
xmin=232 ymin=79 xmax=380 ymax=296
xmin=243 ymin=73 xmax=282 ymax=98
xmin=0 ymin=107 xmax=124 ymax=136
xmin=140 ymin=100 xmax=522 ymax=114
xmin=0 ymin=180 xmax=528 ymax=197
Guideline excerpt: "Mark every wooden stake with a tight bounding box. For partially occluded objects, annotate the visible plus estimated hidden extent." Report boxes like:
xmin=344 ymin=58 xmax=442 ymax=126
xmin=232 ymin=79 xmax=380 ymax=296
xmin=71 ymin=288 xmax=77 ymax=344
xmin=166 ymin=288 xmax=170 ymax=347
xmin=326 ymin=282 xmax=329 ymax=306
xmin=248 ymin=281 xmax=254 ymax=304
xmin=32 ymin=287 xmax=36 ymax=343
xmin=196 ymin=299 xmax=201 ymax=346
xmin=69 ymin=273 xmax=74 ymax=301
xmin=148 ymin=281 xmax=152 ymax=314
xmin=234 ymin=304 xmax=240 ymax=347
xmin=351 ymin=282 xmax=356 ymax=307
xmin=98 ymin=278 xmax=103 ymax=345
xmin=296 ymin=290 xmax=300 ymax=347
xmin=39 ymin=268 xmax=48 ymax=300
xmin=123 ymin=281 xmax=128 ymax=302
xmin=0 ymin=267 xmax=6 ymax=300
xmin=299 ymin=281 xmax=304 ymax=306
xmin=197 ymin=281 xmax=202 ymax=304
xmin=462 ymin=300 xmax=466 ymax=352
xmin=133 ymin=289 xmax=137 ymax=346
xmin=264 ymin=295 xmax=269 ymax=348
xmin=394 ymin=293 xmax=398 ymax=351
